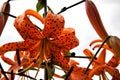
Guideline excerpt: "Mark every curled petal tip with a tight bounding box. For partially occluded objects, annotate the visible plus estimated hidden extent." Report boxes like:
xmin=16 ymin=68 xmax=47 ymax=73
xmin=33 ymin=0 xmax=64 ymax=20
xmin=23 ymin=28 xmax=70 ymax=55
xmin=25 ymin=9 xmax=44 ymax=24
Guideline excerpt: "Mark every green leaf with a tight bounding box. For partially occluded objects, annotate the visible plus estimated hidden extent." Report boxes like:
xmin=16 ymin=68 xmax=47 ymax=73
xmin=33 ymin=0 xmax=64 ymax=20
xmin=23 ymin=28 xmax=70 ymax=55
xmin=36 ymin=0 xmax=45 ymax=12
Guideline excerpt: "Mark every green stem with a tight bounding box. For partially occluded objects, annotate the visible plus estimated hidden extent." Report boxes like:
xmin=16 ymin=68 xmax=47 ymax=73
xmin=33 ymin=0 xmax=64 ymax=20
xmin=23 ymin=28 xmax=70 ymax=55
xmin=43 ymin=0 xmax=49 ymax=80
xmin=0 ymin=63 xmax=9 ymax=80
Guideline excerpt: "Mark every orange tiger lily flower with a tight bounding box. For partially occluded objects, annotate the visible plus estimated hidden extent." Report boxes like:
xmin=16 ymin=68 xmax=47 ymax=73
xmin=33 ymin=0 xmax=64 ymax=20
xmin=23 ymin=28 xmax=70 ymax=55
xmin=85 ymin=0 xmax=109 ymax=41
xmin=0 ymin=9 xmax=79 ymax=78
xmin=89 ymin=38 xmax=120 ymax=67
xmin=84 ymin=48 xmax=120 ymax=79
xmin=0 ymin=9 xmax=79 ymax=55
xmin=84 ymin=38 xmax=120 ymax=79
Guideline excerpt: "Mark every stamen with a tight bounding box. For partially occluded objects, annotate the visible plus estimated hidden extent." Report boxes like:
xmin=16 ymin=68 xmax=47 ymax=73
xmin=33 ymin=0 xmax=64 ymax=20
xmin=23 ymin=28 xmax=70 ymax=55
xmin=0 ymin=63 xmax=9 ymax=80
xmin=65 ymin=66 xmax=74 ymax=80
xmin=11 ymin=70 xmax=14 ymax=80
xmin=4 ymin=71 xmax=37 ymax=80
xmin=16 ymin=49 xmax=21 ymax=66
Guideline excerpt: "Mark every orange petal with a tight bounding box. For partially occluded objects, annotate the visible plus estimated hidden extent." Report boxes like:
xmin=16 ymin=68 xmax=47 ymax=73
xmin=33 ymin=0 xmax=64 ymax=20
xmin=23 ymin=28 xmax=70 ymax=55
xmin=1 ymin=55 xmax=15 ymax=65
xmin=0 ymin=39 xmax=38 ymax=55
xmin=25 ymin=9 xmax=44 ymax=24
xmin=69 ymin=59 xmax=79 ymax=66
xmin=49 ymin=48 xmax=70 ymax=71
xmin=94 ymin=49 xmax=106 ymax=67
xmin=14 ymin=10 xmax=43 ymax=40
xmin=42 ymin=11 xmax=64 ymax=38
xmin=85 ymin=0 xmax=108 ymax=40
xmin=104 ymin=65 xmax=120 ymax=79
xmin=70 ymin=66 xmax=91 ymax=80
xmin=89 ymin=65 xmax=105 ymax=78
xmin=50 ymin=28 xmax=79 ymax=52
xmin=107 ymin=55 xmax=119 ymax=67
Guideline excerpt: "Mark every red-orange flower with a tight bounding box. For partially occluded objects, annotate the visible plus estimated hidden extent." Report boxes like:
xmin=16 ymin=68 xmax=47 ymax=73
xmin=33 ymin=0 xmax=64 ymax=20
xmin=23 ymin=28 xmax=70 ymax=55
xmin=0 ymin=9 xmax=79 ymax=79
xmin=84 ymin=48 xmax=120 ymax=79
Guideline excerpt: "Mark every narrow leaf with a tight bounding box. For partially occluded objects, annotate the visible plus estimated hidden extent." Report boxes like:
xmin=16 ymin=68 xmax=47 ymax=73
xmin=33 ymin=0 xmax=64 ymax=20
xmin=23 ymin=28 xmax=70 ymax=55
xmin=36 ymin=0 xmax=45 ymax=12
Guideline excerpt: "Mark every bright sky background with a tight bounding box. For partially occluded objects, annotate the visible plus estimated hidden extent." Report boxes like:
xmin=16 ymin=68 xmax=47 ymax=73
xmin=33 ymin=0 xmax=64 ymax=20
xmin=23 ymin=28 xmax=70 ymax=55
xmin=0 ymin=0 xmax=120 ymax=79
